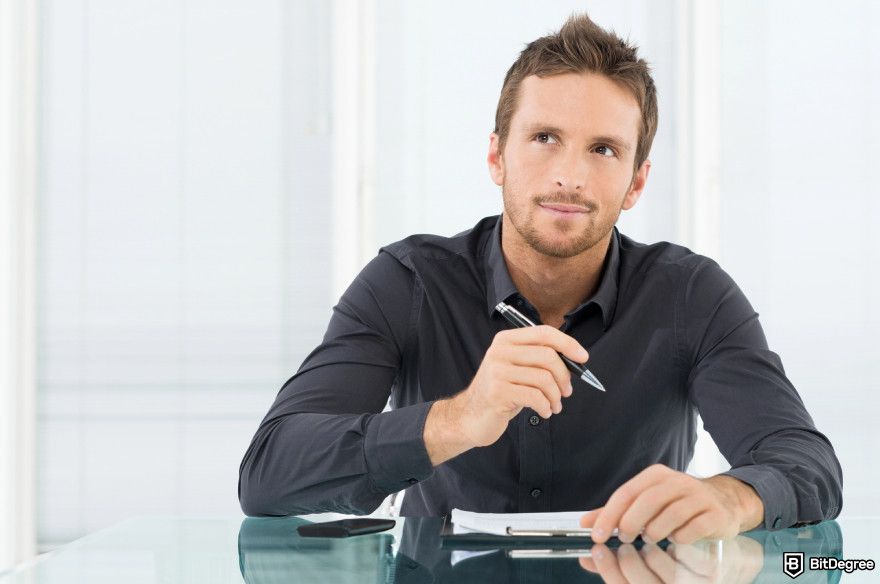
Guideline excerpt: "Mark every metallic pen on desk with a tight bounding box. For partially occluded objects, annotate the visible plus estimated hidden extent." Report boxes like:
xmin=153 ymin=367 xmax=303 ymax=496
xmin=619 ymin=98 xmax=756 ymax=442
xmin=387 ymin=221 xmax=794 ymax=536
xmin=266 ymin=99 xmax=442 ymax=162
xmin=495 ymin=301 xmax=606 ymax=392
xmin=507 ymin=549 xmax=594 ymax=559
xmin=505 ymin=527 xmax=621 ymax=537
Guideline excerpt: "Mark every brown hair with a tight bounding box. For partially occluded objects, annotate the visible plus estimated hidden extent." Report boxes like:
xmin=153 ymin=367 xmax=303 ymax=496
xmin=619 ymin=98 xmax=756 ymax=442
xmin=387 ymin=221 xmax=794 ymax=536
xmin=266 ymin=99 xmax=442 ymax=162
xmin=494 ymin=13 xmax=658 ymax=170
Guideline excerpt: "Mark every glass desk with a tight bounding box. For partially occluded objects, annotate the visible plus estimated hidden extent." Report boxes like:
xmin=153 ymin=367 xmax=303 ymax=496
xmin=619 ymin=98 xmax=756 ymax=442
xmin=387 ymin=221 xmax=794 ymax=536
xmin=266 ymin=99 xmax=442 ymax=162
xmin=0 ymin=516 xmax=875 ymax=583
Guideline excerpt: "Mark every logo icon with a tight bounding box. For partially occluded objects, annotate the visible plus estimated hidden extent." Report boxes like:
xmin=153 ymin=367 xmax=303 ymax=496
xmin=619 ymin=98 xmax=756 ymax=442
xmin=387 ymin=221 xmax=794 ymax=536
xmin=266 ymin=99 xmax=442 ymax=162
xmin=784 ymin=552 xmax=805 ymax=579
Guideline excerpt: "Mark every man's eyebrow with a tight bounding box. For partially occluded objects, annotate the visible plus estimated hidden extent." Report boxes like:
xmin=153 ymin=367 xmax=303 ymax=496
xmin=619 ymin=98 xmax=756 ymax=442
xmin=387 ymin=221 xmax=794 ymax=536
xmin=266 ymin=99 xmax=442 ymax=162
xmin=521 ymin=122 xmax=566 ymax=136
xmin=520 ymin=123 xmax=632 ymax=152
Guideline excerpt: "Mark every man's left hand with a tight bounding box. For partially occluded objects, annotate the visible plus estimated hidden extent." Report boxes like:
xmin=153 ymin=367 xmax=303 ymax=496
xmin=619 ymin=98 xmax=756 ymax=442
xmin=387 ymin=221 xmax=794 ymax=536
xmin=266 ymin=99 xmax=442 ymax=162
xmin=580 ymin=464 xmax=764 ymax=545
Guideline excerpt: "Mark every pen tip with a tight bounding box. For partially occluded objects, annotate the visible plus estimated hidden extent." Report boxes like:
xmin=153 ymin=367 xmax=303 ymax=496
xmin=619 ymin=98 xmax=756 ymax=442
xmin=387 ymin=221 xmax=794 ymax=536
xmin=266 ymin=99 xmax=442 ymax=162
xmin=581 ymin=371 xmax=606 ymax=392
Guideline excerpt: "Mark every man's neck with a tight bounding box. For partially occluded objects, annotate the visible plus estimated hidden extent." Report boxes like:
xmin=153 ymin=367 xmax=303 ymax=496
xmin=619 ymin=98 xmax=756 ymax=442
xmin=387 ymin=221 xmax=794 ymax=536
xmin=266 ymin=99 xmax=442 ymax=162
xmin=500 ymin=213 xmax=611 ymax=326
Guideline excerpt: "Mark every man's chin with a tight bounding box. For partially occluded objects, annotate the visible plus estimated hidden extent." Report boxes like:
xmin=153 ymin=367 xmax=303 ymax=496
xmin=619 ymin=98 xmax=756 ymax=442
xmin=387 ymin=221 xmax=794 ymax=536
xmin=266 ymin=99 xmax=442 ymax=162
xmin=507 ymin=212 xmax=606 ymax=258
xmin=527 ymin=237 xmax=593 ymax=259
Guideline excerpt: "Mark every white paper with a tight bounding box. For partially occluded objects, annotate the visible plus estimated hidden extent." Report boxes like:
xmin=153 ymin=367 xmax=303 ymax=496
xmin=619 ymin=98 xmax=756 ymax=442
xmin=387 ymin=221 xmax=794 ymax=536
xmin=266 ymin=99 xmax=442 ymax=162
xmin=450 ymin=508 xmax=589 ymax=536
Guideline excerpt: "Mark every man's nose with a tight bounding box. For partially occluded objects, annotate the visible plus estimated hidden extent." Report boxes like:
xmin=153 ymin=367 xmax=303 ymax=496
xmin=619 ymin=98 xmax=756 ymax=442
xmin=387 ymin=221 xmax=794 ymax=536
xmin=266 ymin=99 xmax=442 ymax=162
xmin=553 ymin=149 xmax=587 ymax=191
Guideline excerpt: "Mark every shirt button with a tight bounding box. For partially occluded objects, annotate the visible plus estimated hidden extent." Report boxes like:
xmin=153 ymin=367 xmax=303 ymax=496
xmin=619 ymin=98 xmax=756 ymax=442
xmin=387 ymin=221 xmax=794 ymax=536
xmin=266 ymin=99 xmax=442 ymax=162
xmin=530 ymin=488 xmax=542 ymax=499
xmin=772 ymin=516 xmax=781 ymax=529
xmin=528 ymin=415 xmax=540 ymax=426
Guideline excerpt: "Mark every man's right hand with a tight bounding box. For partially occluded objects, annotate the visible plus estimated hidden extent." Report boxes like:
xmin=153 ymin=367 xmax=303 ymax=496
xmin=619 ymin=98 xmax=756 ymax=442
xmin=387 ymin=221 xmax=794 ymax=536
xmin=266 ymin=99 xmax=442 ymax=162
xmin=423 ymin=325 xmax=590 ymax=466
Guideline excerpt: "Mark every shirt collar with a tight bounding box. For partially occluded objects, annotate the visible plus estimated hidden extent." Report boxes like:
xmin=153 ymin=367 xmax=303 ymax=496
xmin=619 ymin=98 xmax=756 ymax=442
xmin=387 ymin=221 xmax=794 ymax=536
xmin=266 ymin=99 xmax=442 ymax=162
xmin=483 ymin=214 xmax=620 ymax=330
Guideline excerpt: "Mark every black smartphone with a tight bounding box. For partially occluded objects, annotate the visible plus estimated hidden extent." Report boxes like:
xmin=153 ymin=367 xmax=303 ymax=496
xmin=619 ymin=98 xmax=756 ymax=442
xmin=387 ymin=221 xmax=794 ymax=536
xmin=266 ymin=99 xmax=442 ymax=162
xmin=296 ymin=518 xmax=396 ymax=538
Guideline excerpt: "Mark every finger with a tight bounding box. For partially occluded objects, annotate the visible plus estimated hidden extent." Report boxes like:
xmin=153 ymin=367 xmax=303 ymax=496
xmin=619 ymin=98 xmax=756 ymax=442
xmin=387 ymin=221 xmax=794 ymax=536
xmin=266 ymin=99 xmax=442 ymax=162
xmin=579 ymin=507 xmax=602 ymax=528
xmin=501 ymin=344 xmax=573 ymax=398
xmin=640 ymin=543 xmax=678 ymax=584
xmin=618 ymin=479 xmax=691 ymax=542
xmin=592 ymin=464 xmax=670 ymax=543
xmin=507 ymin=383 xmax=554 ymax=419
xmin=643 ymin=497 xmax=709 ymax=544
xmin=666 ymin=543 xmax=718 ymax=582
xmin=729 ymin=537 xmax=765 ymax=583
xmin=589 ymin=544 xmax=628 ymax=584
xmin=670 ymin=511 xmax=719 ymax=545
xmin=578 ymin=556 xmax=598 ymax=573
xmin=617 ymin=544 xmax=663 ymax=584
xmin=502 ymin=363 xmax=563 ymax=412
xmin=667 ymin=551 xmax=713 ymax=584
xmin=502 ymin=325 xmax=589 ymax=364
xmin=668 ymin=540 xmax=723 ymax=578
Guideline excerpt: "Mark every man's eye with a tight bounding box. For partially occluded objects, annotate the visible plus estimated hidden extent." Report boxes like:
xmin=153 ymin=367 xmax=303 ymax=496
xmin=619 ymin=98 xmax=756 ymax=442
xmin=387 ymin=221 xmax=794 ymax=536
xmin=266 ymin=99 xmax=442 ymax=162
xmin=595 ymin=145 xmax=616 ymax=157
xmin=535 ymin=133 xmax=557 ymax=144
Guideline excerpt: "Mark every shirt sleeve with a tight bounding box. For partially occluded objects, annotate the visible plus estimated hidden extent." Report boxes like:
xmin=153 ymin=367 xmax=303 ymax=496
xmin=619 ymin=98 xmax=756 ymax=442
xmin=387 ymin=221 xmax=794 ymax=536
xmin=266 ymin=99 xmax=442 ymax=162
xmin=238 ymin=248 xmax=435 ymax=516
xmin=681 ymin=258 xmax=843 ymax=530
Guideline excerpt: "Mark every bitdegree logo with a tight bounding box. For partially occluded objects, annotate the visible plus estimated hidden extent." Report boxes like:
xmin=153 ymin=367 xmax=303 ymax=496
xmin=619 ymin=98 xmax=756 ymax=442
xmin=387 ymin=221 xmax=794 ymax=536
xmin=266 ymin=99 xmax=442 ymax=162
xmin=783 ymin=552 xmax=875 ymax=579
xmin=809 ymin=557 xmax=875 ymax=573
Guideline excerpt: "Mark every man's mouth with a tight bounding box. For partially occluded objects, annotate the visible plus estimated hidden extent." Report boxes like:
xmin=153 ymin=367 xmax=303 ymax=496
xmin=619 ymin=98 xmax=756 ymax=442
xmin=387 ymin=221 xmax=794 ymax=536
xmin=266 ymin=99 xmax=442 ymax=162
xmin=539 ymin=202 xmax=590 ymax=216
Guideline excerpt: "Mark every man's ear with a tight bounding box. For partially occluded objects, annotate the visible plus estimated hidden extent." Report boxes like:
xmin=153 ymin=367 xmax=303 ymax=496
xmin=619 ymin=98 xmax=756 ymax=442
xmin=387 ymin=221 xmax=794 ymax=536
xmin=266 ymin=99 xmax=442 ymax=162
xmin=622 ymin=159 xmax=651 ymax=210
xmin=487 ymin=132 xmax=505 ymax=186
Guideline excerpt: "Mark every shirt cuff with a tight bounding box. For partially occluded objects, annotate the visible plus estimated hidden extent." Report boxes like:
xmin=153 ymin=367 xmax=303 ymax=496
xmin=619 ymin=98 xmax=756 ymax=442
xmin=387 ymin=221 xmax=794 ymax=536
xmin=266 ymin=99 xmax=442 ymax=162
xmin=722 ymin=464 xmax=798 ymax=530
xmin=364 ymin=401 xmax=436 ymax=493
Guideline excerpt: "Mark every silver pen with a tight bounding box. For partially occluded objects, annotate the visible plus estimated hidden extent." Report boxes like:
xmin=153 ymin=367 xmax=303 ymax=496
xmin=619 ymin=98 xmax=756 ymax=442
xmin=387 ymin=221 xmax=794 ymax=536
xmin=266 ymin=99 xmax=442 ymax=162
xmin=505 ymin=527 xmax=620 ymax=537
xmin=507 ymin=548 xmax=594 ymax=559
xmin=495 ymin=301 xmax=606 ymax=392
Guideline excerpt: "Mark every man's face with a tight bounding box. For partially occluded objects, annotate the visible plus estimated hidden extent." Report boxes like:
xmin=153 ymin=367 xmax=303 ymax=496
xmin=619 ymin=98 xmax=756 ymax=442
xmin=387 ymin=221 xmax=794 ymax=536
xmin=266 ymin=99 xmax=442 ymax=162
xmin=488 ymin=72 xmax=650 ymax=259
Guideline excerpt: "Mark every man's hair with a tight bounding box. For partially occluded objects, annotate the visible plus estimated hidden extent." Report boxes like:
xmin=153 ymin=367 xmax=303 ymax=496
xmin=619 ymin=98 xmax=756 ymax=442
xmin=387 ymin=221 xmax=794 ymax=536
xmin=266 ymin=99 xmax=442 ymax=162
xmin=494 ymin=13 xmax=658 ymax=171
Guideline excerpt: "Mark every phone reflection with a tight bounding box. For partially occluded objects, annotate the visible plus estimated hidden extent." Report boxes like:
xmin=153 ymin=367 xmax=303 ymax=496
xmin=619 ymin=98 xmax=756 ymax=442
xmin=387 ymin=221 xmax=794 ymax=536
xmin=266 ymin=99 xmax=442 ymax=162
xmin=238 ymin=516 xmax=842 ymax=584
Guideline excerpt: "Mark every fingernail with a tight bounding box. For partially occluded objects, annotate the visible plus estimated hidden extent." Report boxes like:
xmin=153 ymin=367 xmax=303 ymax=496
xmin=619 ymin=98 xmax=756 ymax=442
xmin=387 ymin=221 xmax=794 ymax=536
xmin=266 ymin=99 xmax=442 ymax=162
xmin=566 ymin=382 xmax=573 ymax=396
xmin=642 ymin=534 xmax=654 ymax=545
xmin=592 ymin=527 xmax=605 ymax=540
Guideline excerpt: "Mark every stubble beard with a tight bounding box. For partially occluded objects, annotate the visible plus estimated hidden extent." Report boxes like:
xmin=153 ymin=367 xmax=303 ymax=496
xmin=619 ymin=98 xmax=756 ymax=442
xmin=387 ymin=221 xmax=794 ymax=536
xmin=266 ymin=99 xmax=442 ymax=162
xmin=502 ymin=184 xmax=621 ymax=259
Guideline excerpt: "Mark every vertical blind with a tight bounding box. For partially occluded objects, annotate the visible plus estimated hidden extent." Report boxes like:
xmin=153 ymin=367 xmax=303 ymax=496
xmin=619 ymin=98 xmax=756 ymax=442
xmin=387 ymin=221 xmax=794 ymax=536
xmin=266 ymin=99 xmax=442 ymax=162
xmin=38 ymin=0 xmax=333 ymax=546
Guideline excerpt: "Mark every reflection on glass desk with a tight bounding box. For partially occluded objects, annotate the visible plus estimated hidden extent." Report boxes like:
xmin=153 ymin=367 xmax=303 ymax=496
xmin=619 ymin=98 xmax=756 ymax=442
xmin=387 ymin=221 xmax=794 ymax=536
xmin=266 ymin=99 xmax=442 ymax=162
xmin=1 ymin=516 xmax=876 ymax=583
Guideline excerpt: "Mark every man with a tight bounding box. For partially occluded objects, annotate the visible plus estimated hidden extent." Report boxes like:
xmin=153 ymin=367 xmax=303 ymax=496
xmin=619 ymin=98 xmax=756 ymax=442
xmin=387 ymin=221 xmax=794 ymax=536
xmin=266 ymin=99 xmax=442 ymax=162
xmin=239 ymin=13 xmax=842 ymax=544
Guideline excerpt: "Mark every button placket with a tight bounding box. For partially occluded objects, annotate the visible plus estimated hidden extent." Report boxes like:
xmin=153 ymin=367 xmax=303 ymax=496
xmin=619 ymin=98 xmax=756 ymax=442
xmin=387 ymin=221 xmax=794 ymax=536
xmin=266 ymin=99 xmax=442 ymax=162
xmin=518 ymin=408 xmax=552 ymax=512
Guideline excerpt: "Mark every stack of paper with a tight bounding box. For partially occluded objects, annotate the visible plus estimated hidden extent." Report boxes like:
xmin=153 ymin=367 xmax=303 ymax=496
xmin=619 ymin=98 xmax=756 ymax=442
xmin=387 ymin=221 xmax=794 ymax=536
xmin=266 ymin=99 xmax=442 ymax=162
xmin=451 ymin=508 xmax=589 ymax=536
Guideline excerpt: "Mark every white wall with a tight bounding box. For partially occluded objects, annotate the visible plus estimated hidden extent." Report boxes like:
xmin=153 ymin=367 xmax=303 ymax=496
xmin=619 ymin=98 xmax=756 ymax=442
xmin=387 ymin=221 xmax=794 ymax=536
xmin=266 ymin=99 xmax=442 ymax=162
xmin=0 ymin=0 xmax=38 ymax=571
xmin=37 ymin=0 xmax=334 ymax=547
xmin=718 ymin=0 xmax=880 ymax=517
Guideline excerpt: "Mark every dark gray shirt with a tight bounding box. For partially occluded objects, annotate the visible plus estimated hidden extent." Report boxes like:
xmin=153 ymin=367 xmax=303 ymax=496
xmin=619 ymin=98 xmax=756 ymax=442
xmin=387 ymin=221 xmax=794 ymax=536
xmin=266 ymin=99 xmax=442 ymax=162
xmin=238 ymin=214 xmax=842 ymax=529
